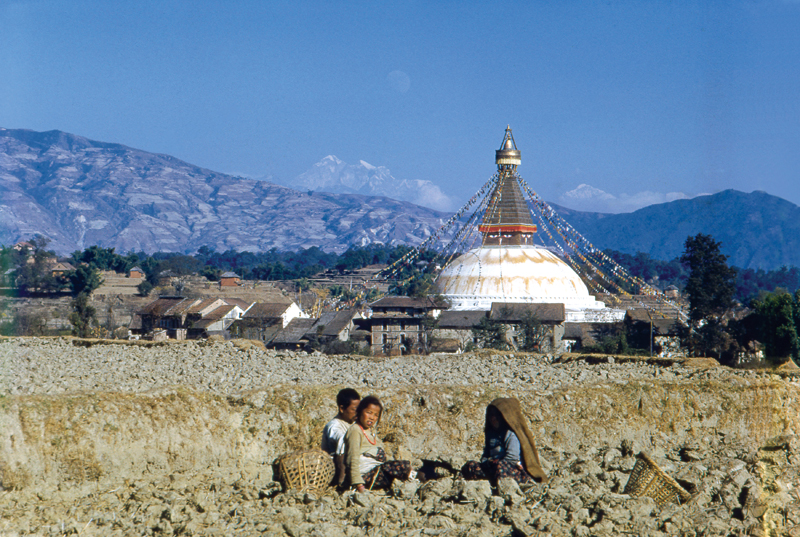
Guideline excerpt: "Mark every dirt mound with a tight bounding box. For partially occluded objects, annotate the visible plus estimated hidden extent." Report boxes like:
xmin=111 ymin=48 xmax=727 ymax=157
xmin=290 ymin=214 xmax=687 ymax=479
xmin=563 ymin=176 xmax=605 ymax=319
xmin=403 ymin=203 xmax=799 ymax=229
xmin=0 ymin=339 xmax=798 ymax=535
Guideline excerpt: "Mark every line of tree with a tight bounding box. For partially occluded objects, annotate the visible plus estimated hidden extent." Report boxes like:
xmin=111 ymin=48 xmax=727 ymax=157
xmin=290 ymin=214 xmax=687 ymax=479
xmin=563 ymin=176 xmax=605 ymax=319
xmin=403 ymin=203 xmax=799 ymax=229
xmin=6 ymin=237 xmax=799 ymax=302
xmin=604 ymin=249 xmax=800 ymax=303
xmin=5 ymin=235 xmax=800 ymax=361
xmin=670 ymin=233 xmax=800 ymax=365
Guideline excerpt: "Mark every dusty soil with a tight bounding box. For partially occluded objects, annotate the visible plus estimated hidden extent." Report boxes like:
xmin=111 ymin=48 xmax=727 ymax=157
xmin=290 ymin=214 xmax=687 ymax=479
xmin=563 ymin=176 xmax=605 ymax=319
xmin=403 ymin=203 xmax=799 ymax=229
xmin=0 ymin=337 xmax=799 ymax=536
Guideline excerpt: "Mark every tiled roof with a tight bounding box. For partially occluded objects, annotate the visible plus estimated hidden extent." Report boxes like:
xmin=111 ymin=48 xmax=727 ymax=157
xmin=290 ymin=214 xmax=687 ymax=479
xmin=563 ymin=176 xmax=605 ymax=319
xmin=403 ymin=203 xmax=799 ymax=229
xmin=191 ymin=318 xmax=221 ymax=330
xmin=243 ymin=302 xmax=293 ymax=319
xmin=203 ymin=304 xmax=237 ymax=321
xmin=489 ymin=302 xmax=566 ymax=323
xmin=370 ymin=296 xmax=447 ymax=309
xmin=224 ymin=298 xmax=253 ymax=311
xmin=317 ymin=309 xmax=358 ymax=337
xmin=437 ymin=310 xmax=487 ymax=329
xmin=138 ymin=297 xmax=196 ymax=316
xmin=220 ymin=271 xmax=240 ymax=278
xmin=50 ymin=261 xmax=75 ymax=271
xmin=186 ymin=298 xmax=224 ymax=314
xmin=625 ymin=309 xmax=653 ymax=323
xmin=272 ymin=318 xmax=317 ymax=344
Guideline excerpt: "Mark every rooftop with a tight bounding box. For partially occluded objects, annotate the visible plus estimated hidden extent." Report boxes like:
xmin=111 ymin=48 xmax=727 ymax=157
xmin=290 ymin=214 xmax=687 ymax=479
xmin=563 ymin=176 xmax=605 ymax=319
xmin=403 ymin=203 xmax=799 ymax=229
xmin=489 ymin=302 xmax=566 ymax=323
xmin=242 ymin=302 xmax=293 ymax=319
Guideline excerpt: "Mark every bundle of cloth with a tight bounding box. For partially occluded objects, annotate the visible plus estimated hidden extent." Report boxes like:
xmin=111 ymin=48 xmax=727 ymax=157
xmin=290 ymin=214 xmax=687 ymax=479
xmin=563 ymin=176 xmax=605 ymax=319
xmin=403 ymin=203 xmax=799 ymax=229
xmin=462 ymin=397 xmax=548 ymax=485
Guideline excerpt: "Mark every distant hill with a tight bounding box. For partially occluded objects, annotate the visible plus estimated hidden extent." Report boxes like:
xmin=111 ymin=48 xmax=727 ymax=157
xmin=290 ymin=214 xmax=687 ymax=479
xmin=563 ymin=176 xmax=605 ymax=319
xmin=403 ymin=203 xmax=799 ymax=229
xmin=0 ymin=128 xmax=449 ymax=255
xmin=2 ymin=127 xmax=798 ymax=270
xmin=554 ymin=190 xmax=800 ymax=269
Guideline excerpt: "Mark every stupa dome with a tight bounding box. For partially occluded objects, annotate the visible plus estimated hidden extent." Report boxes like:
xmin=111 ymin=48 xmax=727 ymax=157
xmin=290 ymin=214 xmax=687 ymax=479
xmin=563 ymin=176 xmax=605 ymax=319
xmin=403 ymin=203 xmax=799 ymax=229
xmin=435 ymin=246 xmax=615 ymax=320
xmin=433 ymin=126 xmax=624 ymax=322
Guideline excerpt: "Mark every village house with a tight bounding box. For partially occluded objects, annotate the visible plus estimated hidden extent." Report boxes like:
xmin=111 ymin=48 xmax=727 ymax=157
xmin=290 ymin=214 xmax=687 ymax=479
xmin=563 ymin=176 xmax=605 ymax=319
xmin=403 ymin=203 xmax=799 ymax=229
xmin=433 ymin=310 xmax=488 ymax=352
xmin=228 ymin=301 xmax=306 ymax=344
xmin=48 ymin=260 xmax=75 ymax=278
xmin=664 ymin=285 xmax=680 ymax=299
xmin=624 ymin=309 xmax=685 ymax=357
xmin=359 ymin=296 xmax=447 ymax=356
xmin=269 ymin=318 xmax=318 ymax=350
xmin=487 ymin=302 xmax=566 ymax=352
xmin=264 ymin=309 xmax=364 ymax=352
xmin=129 ymin=266 xmax=145 ymax=279
xmin=134 ymin=296 xmax=253 ymax=340
xmin=312 ymin=309 xmax=362 ymax=342
xmin=187 ymin=302 xmax=249 ymax=339
xmin=219 ymin=271 xmax=241 ymax=287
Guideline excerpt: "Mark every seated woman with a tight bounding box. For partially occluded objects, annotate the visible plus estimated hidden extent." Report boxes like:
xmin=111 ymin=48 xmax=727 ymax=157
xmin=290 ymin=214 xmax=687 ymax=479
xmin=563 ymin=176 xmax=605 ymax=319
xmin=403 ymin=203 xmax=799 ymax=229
xmin=344 ymin=395 xmax=417 ymax=492
xmin=462 ymin=397 xmax=548 ymax=485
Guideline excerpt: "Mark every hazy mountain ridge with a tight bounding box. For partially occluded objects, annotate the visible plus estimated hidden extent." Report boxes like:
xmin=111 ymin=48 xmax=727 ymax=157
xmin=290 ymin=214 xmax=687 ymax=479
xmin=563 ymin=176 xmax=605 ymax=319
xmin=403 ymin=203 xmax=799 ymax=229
xmin=555 ymin=190 xmax=800 ymax=269
xmin=0 ymin=128 xmax=449 ymax=255
xmin=2 ymin=127 xmax=798 ymax=270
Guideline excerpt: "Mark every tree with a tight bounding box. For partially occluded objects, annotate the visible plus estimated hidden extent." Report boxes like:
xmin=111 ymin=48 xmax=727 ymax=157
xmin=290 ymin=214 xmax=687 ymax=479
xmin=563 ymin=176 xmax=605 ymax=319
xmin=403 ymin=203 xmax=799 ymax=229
xmin=0 ymin=311 xmax=48 ymax=336
xmin=681 ymin=234 xmax=736 ymax=325
xmin=680 ymin=234 xmax=737 ymax=357
xmin=137 ymin=280 xmax=154 ymax=296
xmin=68 ymin=264 xmax=103 ymax=296
xmin=794 ymin=290 xmax=800 ymax=349
xmin=13 ymin=235 xmax=61 ymax=294
xmin=753 ymin=291 xmax=799 ymax=362
xmin=201 ymin=265 xmax=222 ymax=282
xmin=72 ymin=246 xmax=130 ymax=273
xmin=158 ymin=254 xmax=201 ymax=276
xmin=472 ymin=317 xmax=508 ymax=350
xmin=69 ymin=292 xmax=98 ymax=338
xmin=518 ymin=312 xmax=549 ymax=352
xmin=391 ymin=272 xmax=434 ymax=298
xmin=104 ymin=302 xmax=117 ymax=336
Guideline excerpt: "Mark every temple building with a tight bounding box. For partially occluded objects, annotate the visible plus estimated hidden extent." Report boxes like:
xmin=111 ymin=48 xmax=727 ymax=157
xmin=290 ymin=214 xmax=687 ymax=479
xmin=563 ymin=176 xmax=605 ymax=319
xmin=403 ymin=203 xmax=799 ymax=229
xmin=435 ymin=127 xmax=624 ymax=323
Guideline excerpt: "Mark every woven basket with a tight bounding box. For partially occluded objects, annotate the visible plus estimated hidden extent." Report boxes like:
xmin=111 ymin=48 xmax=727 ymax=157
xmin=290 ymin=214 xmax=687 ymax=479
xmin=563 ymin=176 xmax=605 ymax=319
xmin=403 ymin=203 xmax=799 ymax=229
xmin=277 ymin=449 xmax=335 ymax=493
xmin=623 ymin=452 xmax=692 ymax=506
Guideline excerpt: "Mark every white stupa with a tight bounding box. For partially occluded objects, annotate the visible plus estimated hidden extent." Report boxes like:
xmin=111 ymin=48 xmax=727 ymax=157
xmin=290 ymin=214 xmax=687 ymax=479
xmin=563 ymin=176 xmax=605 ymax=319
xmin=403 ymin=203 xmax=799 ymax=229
xmin=435 ymin=127 xmax=624 ymax=323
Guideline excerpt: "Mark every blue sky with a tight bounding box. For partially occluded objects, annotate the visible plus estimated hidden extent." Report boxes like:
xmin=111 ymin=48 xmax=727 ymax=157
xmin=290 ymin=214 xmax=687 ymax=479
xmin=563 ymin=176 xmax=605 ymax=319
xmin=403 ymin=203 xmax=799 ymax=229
xmin=2 ymin=1 xmax=799 ymax=213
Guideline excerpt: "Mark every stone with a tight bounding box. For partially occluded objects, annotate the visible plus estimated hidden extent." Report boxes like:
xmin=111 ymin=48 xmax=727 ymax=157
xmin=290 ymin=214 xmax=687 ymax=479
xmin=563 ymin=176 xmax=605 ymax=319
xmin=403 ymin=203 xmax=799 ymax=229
xmin=418 ymin=477 xmax=453 ymax=502
xmin=390 ymin=479 xmax=420 ymax=501
xmin=485 ymin=496 xmax=505 ymax=520
xmin=452 ymin=479 xmax=493 ymax=505
xmin=497 ymin=478 xmax=524 ymax=506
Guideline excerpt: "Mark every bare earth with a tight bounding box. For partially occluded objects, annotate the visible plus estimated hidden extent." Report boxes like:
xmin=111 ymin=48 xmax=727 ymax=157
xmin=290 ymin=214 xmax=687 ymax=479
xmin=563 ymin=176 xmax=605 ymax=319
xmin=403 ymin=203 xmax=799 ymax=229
xmin=1 ymin=337 xmax=799 ymax=536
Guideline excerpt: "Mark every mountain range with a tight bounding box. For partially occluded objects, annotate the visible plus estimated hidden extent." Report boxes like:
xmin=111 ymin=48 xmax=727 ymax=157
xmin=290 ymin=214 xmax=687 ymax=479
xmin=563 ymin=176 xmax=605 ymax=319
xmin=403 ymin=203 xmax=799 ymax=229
xmin=0 ymin=128 xmax=449 ymax=255
xmin=272 ymin=155 xmax=455 ymax=212
xmin=554 ymin=190 xmax=800 ymax=270
xmin=1 ymin=127 xmax=798 ymax=270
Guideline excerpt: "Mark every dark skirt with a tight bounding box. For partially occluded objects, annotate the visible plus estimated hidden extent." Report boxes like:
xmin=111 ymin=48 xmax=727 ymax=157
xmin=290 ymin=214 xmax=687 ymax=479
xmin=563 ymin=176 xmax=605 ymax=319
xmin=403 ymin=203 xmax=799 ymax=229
xmin=461 ymin=458 xmax=534 ymax=485
xmin=361 ymin=447 xmax=412 ymax=489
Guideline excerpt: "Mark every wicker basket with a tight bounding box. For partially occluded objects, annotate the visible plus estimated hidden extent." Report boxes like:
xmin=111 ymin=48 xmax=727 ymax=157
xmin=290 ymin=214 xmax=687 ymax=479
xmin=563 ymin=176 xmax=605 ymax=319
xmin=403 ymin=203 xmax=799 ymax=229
xmin=277 ymin=449 xmax=335 ymax=493
xmin=623 ymin=452 xmax=692 ymax=506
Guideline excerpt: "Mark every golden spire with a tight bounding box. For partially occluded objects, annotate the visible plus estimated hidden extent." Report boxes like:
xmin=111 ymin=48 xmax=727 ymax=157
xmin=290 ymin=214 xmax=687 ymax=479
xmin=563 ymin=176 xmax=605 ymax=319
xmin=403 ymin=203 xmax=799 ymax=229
xmin=480 ymin=126 xmax=537 ymax=246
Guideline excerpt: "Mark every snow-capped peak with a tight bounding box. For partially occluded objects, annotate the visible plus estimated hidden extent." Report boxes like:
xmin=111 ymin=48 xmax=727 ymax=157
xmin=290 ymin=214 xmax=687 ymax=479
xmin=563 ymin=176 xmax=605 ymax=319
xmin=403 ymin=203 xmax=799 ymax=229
xmin=359 ymin=160 xmax=375 ymax=170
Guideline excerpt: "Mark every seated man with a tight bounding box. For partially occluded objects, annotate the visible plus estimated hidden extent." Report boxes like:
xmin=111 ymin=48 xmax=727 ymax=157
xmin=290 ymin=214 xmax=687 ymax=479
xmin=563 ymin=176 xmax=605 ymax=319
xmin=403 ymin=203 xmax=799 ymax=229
xmin=321 ymin=388 xmax=361 ymax=485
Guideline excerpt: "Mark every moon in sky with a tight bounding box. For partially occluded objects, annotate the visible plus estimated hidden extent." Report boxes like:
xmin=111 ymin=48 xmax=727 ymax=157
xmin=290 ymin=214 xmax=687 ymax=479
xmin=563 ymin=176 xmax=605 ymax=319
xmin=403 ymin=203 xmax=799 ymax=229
xmin=387 ymin=70 xmax=411 ymax=93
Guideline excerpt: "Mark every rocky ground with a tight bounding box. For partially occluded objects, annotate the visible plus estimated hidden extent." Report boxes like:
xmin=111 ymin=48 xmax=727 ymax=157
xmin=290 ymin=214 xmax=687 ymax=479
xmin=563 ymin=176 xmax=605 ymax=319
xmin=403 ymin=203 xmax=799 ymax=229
xmin=1 ymin=337 xmax=799 ymax=536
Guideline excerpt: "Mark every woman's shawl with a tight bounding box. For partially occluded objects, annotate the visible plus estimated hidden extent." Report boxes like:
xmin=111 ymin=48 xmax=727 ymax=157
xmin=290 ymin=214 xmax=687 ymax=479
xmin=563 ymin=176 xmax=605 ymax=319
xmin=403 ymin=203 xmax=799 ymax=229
xmin=488 ymin=397 xmax=548 ymax=482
